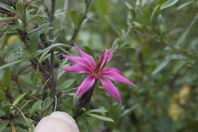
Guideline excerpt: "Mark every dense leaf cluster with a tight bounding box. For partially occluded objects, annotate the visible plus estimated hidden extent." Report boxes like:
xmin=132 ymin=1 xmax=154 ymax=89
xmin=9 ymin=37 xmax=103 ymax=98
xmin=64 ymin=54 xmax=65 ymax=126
xmin=0 ymin=0 xmax=198 ymax=131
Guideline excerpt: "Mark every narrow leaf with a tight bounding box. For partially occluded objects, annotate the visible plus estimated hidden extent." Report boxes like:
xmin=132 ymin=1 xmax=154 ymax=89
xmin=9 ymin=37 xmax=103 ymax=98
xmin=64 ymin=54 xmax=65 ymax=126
xmin=105 ymin=16 xmax=120 ymax=36
xmin=177 ymin=1 xmax=193 ymax=10
xmin=88 ymin=113 xmax=114 ymax=122
xmin=30 ymin=32 xmax=40 ymax=54
xmin=16 ymin=2 xmax=25 ymax=16
xmin=150 ymin=5 xmax=160 ymax=22
xmin=0 ymin=3 xmax=16 ymax=13
xmin=2 ymin=68 xmax=11 ymax=89
xmin=161 ymin=0 xmax=179 ymax=10
xmin=30 ymin=100 xmax=42 ymax=115
xmin=152 ymin=56 xmax=171 ymax=75
xmin=38 ymin=43 xmax=65 ymax=62
xmin=0 ymin=17 xmax=18 ymax=23
xmin=57 ymin=79 xmax=75 ymax=90
xmin=0 ymin=121 xmax=9 ymax=131
xmin=176 ymin=14 xmax=198 ymax=45
xmin=0 ymin=60 xmax=22 ymax=71
xmin=88 ymin=108 xmax=107 ymax=114
xmin=12 ymin=93 xmax=27 ymax=106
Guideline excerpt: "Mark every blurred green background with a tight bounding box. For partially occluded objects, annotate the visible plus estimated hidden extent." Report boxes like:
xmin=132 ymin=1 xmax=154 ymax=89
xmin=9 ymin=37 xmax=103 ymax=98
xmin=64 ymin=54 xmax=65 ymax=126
xmin=0 ymin=0 xmax=198 ymax=131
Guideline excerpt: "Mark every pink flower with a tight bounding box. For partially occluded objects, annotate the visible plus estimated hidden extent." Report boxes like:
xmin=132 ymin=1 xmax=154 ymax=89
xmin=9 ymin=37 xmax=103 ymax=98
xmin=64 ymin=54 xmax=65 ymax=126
xmin=60 ymin=45 xmax=134 ymax=101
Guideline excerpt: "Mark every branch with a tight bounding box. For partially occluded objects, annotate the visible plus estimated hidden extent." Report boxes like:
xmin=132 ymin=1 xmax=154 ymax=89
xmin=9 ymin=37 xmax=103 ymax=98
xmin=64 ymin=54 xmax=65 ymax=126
xmin=48 ymin=0 xmax=56 ymax=38
xmin=15 ymin=2 xmax=52 ymax=103
xmin=70 ymin=0 xmax=92 ymax=43
xmin=48 ymin=0 xmax=57 ymax=111
xmin=11 ymin=105 xmax=32 ymax=131
xmin=1 ymin=0 xmax=58 ymax=113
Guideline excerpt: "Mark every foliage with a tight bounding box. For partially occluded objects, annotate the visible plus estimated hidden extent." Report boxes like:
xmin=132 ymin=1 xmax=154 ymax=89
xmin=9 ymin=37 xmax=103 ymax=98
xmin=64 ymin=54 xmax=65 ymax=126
xmin=0 ymin=0 xmax=198 ymax=131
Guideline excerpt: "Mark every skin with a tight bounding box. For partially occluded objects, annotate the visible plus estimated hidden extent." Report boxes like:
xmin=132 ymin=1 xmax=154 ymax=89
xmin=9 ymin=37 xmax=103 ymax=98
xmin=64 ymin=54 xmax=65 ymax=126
xmin=34 ymin=111 xmax=79 ymax=132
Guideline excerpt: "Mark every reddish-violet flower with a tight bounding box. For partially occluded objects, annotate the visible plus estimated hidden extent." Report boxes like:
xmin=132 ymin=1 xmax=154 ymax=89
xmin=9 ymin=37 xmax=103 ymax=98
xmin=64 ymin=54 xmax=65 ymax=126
xmin=60 ymin=45 xmax=134 ymax=101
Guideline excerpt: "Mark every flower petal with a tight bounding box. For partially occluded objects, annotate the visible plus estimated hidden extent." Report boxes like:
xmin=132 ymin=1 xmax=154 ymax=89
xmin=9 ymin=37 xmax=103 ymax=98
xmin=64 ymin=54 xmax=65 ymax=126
xmin=60 ymin=65 xmax=90 ymax=73
xmin=99 ymin=76 xmax=121 ymax=101
xmin=103 ymin=67 xmax=122 ymax=74
xmin=74 ymin=45 xmax=95 ymax=67
xmin=98 ymin=49 xmax=113 ymax=69
xmin=64 ymin=55 xmax=92 ymax=69
xmin=77 ymin=76 xmax=96 ymax=97
xmin=103 ymin=72 xmax=134 ymax=85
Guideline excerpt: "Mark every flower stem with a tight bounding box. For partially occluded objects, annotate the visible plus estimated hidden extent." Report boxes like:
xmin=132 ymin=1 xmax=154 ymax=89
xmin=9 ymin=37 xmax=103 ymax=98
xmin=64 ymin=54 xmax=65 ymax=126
xmin=74 ymin=80 xmax=98 ymax=119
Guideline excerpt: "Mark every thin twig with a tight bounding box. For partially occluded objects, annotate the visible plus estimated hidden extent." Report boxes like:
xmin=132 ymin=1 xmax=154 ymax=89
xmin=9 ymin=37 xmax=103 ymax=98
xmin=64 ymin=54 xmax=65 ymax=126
xmin=0 ymin=9 xmax=15 ymax=16
xmin=41 ymin=77 xmax=52 ymax=90
xmin=41 ymin=100 xmax=54 ymax=113
xmin=11 ymin=105 xmax=32 ymax=131
xmin=28 ymin=23 xmax=50 ymax=34
xmin=60 ymin=88 xmax=77 ymax=93
xmin=53 ymin=95 xmax=57 ymax=112
xmin=70 ymin=0 xmax=92 ymax=43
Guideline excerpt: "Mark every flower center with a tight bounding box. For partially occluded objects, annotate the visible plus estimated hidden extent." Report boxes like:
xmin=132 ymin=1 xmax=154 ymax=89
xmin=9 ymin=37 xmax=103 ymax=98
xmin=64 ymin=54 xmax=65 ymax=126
xmin=90 ymin=55 xmax=108 ymax=77
xmin=91 ymin=65 xmax=102 ymax=77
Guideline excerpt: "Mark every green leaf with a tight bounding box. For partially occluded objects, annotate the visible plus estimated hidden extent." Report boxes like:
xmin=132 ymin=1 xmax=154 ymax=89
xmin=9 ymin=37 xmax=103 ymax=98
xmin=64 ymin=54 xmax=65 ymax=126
xmin=105 ymin=16 xmax=120 ymax=36
xmin=0 ymin=60 xmax=22 ymax=71
xmin=0 ymin=110 xmax=6 ymax=117
xmin=124 ymin=2 xmax=133 ymax=10
xmin=152 ymin=56 xmax=171 ymax=75
xmin=177 ymin=1 xmax=193 ymax=10
xmin=160 ymin=0 xmax=179 ymax=10
xmin=0 ymin=121 xmax=9 ymax=131
xmin=69 ymin=11 xmax=83 ymax=27
xmin=88 ymin=108 xmax=107 ymax=114
xmin=87 ymin=113 xmax=114 ymax=122
xmin=28 ymin=23 xmax=50 ymax=34
xmin=120 ymin=105 xmax=139 ymax=117
xmin=16 ymin=1 xmax=25 ymax=16
xmin=57 ymin=79 xmax=75 ymax=90
xmin=176 ymin=14 xmax=198 ymax=45
xmin=12 ymin=93 xmax=27 ymax=106
xmin=111 ymin=38 xmax=120 ymax=51
xmin=42 ymin=97 xmax=52 ymax=110
xmin=0 ymin=3 xmax=16 ymax=13
xmin=83 ymin=118 xmax=94 ymax=132
xmin=2 ymin=68 xmax=11 ymax=89
xmin=133 ymin=21 xmax=143 ymax=29
xmin=95 ymin=0 xmax=109 ymax=16
xmin=27 ymin=15 xmax=45 ymax=24
xmin=57 ymin=62 xmax=69 ymax=80
xmin=150 ymin=5 xmax=160 ymax=22
xmin=0 ymin=17 xmax=18 ymax=23
xmin=29 ymin=32 xmax=40 ymax=54
xmin=30 ymin=100 xmax=42 ymax=115
xmin=38 ymin=43 xmax=65 ymax=63
xmin=83 ymin=46 xmax=95 ymax=57
xmin=20 ymin=100 xmax=31 ymax=110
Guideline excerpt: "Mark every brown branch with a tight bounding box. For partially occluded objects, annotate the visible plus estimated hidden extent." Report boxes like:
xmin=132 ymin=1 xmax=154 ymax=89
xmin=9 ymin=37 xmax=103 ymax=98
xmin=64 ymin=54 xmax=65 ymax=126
xmin=48 ymin=0 xmax=57 ymax=111
xmin=0 ymin=9 xmax=15 ymax=16
xmin=0 ymin=0 xmax=17 ymax=16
